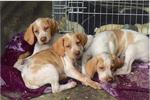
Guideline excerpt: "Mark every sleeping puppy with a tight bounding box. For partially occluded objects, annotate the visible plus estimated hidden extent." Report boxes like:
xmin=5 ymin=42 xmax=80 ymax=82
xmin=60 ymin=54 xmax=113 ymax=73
xmin=18 ymin=18 xmax=58 ymax=59
xmin=85 ymin=54 xmax=124 ymax=82
xmin=14 ymin=33 xmax=101 ymax=93
xmin=82 ymin=29 xmax=149 ymax=83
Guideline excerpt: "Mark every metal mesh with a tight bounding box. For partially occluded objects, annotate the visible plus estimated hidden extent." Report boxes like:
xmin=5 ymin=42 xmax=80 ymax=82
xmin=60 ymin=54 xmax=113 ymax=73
xmin=52 ymin=0 xmax=149 ymax=34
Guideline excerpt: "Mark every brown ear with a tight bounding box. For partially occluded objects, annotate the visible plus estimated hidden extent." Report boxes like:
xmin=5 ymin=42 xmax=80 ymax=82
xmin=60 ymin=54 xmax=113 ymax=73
xmin=115 ymin=58 xmax=124 ymax=68
xmin=111 ymin=54 xmax=124 ymax=70
xmin=86 ymin=57 xmax=98 ymax=78
xmin=47 ymin=18 xmax=59 ymax=36
xmin=24 ymin=24 xmax=35 ymax=45
xmin=75 ymin=33 xmax=87 ymax=46
xmin=52 ymin=37 xmax=65 ymax=56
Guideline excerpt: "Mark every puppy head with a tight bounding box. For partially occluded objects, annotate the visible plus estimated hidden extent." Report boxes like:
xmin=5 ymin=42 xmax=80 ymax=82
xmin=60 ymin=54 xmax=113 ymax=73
xmin=24 ymin=18 xmax=58 ymax=45
xmin=86 ymin=56 xmax=110 ymax=82
xmin=86 ymin=54 xmax=123 ymax=83
xmin=53 ymin=32 xmax=87 ymax=60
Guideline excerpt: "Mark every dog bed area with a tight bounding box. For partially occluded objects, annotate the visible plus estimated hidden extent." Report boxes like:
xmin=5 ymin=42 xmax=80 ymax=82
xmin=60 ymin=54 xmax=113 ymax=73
xmin=1 ymin=32 xmax=149 ymax=100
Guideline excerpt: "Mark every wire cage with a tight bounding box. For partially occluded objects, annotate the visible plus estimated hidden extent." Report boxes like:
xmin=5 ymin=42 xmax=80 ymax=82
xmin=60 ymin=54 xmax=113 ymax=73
xmin=52 ymin=0 xmax=149 ymax=35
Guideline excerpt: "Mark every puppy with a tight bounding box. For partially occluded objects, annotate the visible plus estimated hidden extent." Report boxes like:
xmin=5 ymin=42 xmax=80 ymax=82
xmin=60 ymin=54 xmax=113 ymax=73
xmin=85 ymin=55 xmax=124 ymax=82
xmin=82 ymin=29 xmax=149 ymax=83
xmin=18 ymin=18 xmax=58 ymax=60
xmin=14 ymin=33 xmax=101 ymax=93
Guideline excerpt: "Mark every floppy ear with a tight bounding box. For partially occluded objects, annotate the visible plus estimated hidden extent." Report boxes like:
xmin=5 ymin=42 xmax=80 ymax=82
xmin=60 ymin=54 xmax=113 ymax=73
xmin=111 ymin=54 xmax=124 ymax=71
xmin=114 ymin=57 xmax=124 ymax=68
xmin=52 ymin=37 xmax=65 ymax=56
xmin=24 ymin=24 xmax=35 ymax=45
xmin=47 ymin=18 xmax=59 ymax=36
xmin=75 ymin=33 xmax=87 ymax=46
xmin=86 ymin=57 xmax=98 ymax=78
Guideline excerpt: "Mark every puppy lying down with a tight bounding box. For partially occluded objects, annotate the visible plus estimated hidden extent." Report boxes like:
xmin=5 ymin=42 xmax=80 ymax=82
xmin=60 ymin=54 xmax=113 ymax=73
xmin=82 ymin=29 xmax=149 ymax=83
xmin=14 ymin=32 xmax=101 ymax=93
xmin=18 ymin=18 xmax=59 ymax=60
xmin=1 ymin=31 xmax=149 ymax=99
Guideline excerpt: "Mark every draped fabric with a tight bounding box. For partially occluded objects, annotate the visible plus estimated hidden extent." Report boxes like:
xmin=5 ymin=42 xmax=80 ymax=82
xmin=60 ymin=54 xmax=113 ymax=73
xmin=1 ymin=32 xmax=149 ymax=100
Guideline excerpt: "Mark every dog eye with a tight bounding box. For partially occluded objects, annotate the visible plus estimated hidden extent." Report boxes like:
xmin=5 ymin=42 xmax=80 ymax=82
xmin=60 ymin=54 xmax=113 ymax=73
xmin=66 ymin=45 xmax=71 ymax=48
xmin=44 ymin=26 xmax=49 ymax=31
xmin=34 ymin=30 xmax=39 ymax=34
xmin=76 ymin=41 xmax=80 ymax=45
xmin=99 ymin=67 xmax=105 ymax=70
xmin=111 ymin=67 xmax=116 ymax=72
xmin=111 ymin=63 xmax=115 ymax=67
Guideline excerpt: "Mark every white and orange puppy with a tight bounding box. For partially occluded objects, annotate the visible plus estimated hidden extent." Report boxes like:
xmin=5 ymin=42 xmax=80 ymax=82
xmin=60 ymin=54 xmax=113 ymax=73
xmin=82 ymin=29 xmax=149 ymax=83
xmin=14 ymin=18 xmax=59 ymax=70
xmin=14 ymin=33 xmax=100 ymax=93
xmin=24 ymin=18 xmax=58 ymax=56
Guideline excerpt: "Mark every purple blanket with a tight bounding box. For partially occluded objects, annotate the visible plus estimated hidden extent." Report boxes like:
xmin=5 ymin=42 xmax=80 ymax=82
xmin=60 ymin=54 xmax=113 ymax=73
xmin=1 ymin=32 xmax=149 ymax=100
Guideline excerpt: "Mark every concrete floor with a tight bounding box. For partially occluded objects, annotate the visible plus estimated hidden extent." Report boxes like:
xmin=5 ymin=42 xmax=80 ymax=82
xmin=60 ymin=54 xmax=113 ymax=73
xmin=1 ymin=85 xmax=116 ymax=100
xmin=32 ymin=85 xmax=116 ymax=100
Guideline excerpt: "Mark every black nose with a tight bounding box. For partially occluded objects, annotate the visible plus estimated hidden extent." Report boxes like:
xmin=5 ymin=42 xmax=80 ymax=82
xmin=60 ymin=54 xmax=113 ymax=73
xmin=75 ymin=51 xmax=80 ymax=56
xmin=106 ymin=77 xmax=113 ymax=83
xmin=40 ymin=37 xmax=47 ymax=42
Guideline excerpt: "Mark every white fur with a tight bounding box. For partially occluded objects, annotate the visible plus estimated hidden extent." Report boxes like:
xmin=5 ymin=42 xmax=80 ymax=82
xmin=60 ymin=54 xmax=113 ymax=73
xmin=34 ymin=18 xmax=52 ymax=45
xmin=82 ymin=29 xmax=149 ymax=82
xmin=15 ymin=33 xmax=100 ymax=93
xmin=115 ymin=39 xmax=149 ymax=75
xmin=18 ymin=46 xmax=80 ymax=93
xmin=19 ymin=53 xmax=84 ymax=93
xmin=21 ymin=57 xmax=77 ymax=93
xmin=32 ymin=33 xmax=62 ymax=56
xmin=31 ymin=18 xmax=57 ymax=55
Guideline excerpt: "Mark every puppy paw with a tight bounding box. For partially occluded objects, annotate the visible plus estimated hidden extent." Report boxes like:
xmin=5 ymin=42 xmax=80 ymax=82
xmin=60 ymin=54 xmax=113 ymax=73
xmin=91 ymin=81 xmax=101 ymax=89
xmin=84 ymin=77 xmax=101 ymax=89
xmin=68 ymin=80 xmax=77 ymax=88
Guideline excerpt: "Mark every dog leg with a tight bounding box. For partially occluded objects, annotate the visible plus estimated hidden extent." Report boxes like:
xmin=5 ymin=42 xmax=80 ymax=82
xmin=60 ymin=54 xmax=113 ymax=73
xmin=51 ymin=81 xmax=77 ymax=93
xmin=82 ymin=51 xmax=92 ymax=75
xmin=115 ymin=45 xmax=135 ymax=75
xmin=116 ymin=40 xmax=149 ymax=75
xmin=63 ymin=56 xmax=101 ymax=89
xmin=59 ymin=81 xmax=77 ymax=91
xmin=66 ymin=67 xmax=101 ymax=89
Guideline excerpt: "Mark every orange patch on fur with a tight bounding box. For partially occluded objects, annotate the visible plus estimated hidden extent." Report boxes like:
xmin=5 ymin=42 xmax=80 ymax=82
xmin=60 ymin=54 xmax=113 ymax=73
xmin=86 ymin=56 xmax=104 ymax=78
xmin=127 ymin=32 xmax=134 ymax=45
xmin=24 ymin=24 xmax=35 ymax=45
xmin=31 ymin=49 xmax=64 ymax=75
xmin=47 ymin=18 xmax=59 ymax=35
xmin=74 ymin=33 xmax=87 ymax=46
xmin=18 ymin=51 xmax=31 ymax=59
xmin=112 ymin=29 xmax=126 ymax=56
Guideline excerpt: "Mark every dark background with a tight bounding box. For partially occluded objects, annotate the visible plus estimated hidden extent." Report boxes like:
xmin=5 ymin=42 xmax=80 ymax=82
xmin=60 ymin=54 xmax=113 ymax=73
xmin=1 ymin=1 xmax=52 ymax=55
xmin=1 ymin=1 xmax=149 ymax=55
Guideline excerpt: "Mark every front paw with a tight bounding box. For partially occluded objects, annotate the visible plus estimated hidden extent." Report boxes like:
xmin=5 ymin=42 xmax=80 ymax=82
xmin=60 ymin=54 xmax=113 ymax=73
xmin=85 ymin=77 xmax=101 ymax=89
xmin=68 ymin=80 xmax=77 ymax=88
xmin=115 ymin=64 xmax=131 ymax=75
